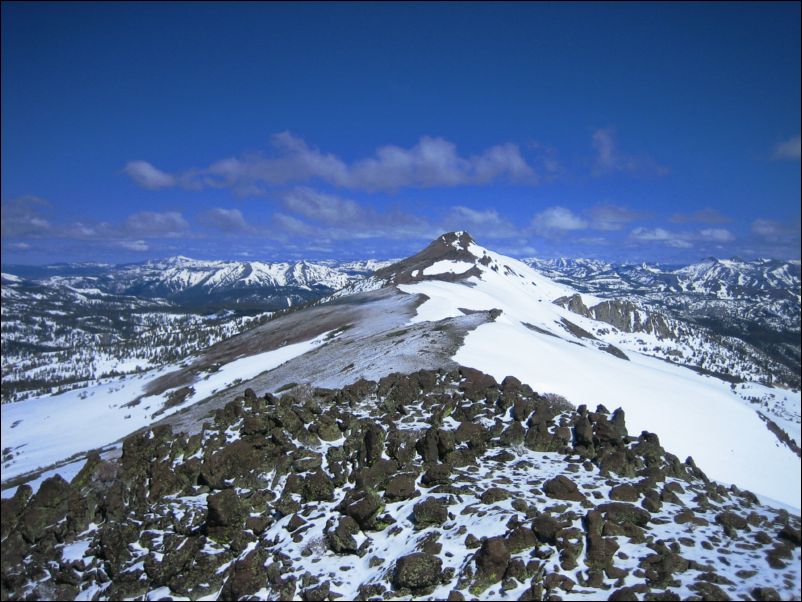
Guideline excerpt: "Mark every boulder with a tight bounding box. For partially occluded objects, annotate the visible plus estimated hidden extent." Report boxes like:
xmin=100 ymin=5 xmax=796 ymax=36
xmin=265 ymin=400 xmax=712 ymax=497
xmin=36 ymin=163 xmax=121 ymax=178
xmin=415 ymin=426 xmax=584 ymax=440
xmin=17 ymin=475 xmax=74 ymax=543
xmin=206 ymin=489 xmax=244 ymax=529
xmin=412 ymin=498 xmax=448 ymax=528
xmin=472 ymin=537 xmax=510 ymax=593
xmin=326 ymin=516 xmax=360 ymax=554
xmin=341 ymin=489 xmax=384 ymax=530
xmin=480 ymin=487 xmax=512 ymax=505
xmin=715 ymin=511 xmax=748 ymax=537
xmin=384 ymin=473 xmax=419 ymax=501
xmin=609 ymin=484 xmax=639 ymax=502
xmin=504 ymin=525 xmax=537 ymax=553
xmin=532 ymin=515 xmax=561 ymax=545
xmin=421 ymin=463 xmax=452 ymax=486
xmin=597 ymin=502 xmax=651 ymax=527
xmin=302 ymin=470 xmax=335 ymax=502
xmin=219 ymin=548 xmax=267 ymax=600
xmin=199 ymin=440 xmax=261 ymax=489
xmin=543 ymin=475 xmax=585 ymax=502
xmin=393 ymin=553 xmax=443 ymax=590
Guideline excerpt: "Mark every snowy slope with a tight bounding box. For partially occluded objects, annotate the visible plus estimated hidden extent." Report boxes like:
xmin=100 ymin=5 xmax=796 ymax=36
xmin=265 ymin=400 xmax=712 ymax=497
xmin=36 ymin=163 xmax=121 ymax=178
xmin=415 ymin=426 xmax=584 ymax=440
xmin=1 ymin=331 xmax=336 ymax=483
xmin=398 ymin=235 xmax=801 ymax=509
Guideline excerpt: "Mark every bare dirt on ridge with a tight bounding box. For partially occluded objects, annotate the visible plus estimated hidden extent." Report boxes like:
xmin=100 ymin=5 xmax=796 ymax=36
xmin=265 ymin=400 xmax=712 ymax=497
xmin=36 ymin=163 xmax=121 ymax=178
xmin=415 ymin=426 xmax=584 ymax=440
xmin=156 ymin=285 xmax=497 ymax=437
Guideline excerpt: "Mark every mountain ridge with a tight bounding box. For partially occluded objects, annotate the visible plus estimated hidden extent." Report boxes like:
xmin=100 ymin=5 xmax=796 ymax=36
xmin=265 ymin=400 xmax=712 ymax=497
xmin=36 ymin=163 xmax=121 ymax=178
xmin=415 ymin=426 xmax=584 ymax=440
xmin=3 ymin=232 xmax=799 ymax=508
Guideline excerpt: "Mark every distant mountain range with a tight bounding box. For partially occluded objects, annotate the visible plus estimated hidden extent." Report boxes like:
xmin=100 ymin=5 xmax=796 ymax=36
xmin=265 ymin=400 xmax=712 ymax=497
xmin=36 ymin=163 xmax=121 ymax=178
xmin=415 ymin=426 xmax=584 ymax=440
xmin=2 ymin=253 xmax=800 ymax=403
xmin=523 ymin=256 xmax=800 ymax=302
xmin=3 ymin=257 xmax=397 ymax=311
xmin=5 ymin=254 xmax=797 ymax=311
xmin=523 ymin=257 xmax=801 ymax=382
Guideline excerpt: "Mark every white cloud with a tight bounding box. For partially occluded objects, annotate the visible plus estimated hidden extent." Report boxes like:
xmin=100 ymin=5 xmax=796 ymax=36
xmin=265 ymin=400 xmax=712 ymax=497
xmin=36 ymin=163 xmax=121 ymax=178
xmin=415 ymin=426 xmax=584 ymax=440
xmin=6 ymin=241 xmax=31 ymax=250
xmin=698 ymin=228 xmax=735 ymax=242
xmin=125 ymin=133 xmax=540 ymax=193
xmin=123 ymin=161 xmax=176 ymax=189
xmin=592 ymin=128 xmax=668 ymax=176
xmin=670 ymin=208 xmax=730 ymax=224
xmin=746 ymin=217 xmax=801 ymax=259
xmin=123 ymin=211 xmax=189 ymax=237
xmin=198 ymin=208 xmax=250 ymax=233
xmin=117 ymin=239 xmax=149 ymax=251
xmin=445 ymin=206 xmax=519 ymax=238
xmin=1 ymin=199 xmax=197 ymax=254
xmin=752 ymin=218 xmax=780 ymax=237
xmin=269 ymin=187 xmax=437 ymax=241
xmin=1 ymin=196 xmax=53 ymax=238
xmin=281 ymin=187 xmax=363 ymax=225
xmin=630 ymin=227 xmax=673 ymax=242
xmin=271 ymin=212 xmax=319 ymax=237
xmin=576 ymin=236 xmax=610 ymax=246
xmin=629 ymin=227 xmax=692 ymax=248
xmin=751 ymin=217 xmax=801 ymax=244
xmin=630 ymin=226 xmax=736 ymax=248
xmin=666 ymin=239 xmax=693 ymax=249
xmin=349 ymin=137 xmax=537 ymax=190
xmin=531 ymin=206 xmax=588 ymax=236
xmin=773 ymin=135 xmax=801 ymax=160
xmin=586 ymin=204 xmax=642 ymax=231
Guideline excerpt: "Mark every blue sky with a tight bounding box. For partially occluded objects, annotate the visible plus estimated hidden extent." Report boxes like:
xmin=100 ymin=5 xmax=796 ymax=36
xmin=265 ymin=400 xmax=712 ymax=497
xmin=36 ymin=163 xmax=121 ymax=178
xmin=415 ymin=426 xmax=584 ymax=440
xmin=2 ymin=2 xmax=800 ymax=264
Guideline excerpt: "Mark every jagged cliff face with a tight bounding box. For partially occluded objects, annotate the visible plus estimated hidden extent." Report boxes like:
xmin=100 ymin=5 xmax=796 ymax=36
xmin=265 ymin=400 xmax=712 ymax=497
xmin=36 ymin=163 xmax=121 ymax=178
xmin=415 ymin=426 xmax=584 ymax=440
xmin=554 ymin=294 xmax=675 ymax=340
xmin=1 ymin=369 xmax=800 ymax=601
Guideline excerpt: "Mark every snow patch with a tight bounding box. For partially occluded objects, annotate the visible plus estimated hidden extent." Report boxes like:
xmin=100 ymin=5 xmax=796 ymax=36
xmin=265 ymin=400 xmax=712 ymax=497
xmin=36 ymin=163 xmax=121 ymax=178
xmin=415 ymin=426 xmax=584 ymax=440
xmin=422 ymin=260 xmax=475 ymax=276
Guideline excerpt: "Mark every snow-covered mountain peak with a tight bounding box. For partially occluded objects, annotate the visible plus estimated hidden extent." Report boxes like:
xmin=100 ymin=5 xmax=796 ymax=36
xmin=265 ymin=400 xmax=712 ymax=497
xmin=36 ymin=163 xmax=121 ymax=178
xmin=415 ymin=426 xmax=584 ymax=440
xmin=390 ymin=237 xmax=801 ymax=507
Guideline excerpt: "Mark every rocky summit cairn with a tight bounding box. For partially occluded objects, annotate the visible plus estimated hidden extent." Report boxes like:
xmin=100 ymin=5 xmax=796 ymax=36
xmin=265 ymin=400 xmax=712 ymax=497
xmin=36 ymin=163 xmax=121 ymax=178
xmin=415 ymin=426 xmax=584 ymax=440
xmin=1 ymin=367 xmax=799 ymax=600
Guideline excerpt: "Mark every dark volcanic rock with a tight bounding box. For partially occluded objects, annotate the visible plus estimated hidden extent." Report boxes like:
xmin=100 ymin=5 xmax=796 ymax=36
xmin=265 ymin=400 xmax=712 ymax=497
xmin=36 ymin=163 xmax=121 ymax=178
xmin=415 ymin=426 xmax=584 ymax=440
xmin=533 ymin=514 xmax=561 ymax=545
xmin=480 ymin=487 xmax=512 ymax=505
xmin=206 ymin=489 xmax=244 ymax=529
xmin=584 ymin=510 xmax=620 ymax=570
xmin=17 ymin=475 xmax=74 ymax=543
xmin=504 ymin=525 xmax=538 ymax=553
xmin=421 ymin=463 xmax=452 ymax=486
xmin=302 ymin=470 xmax=335 ymax=502
xmin=384 ymin=473 xmax=420 ymax=501
xmin=199 ymin=440 xmax=262 ymax=489
xmin=340 ymin=489 xmax=385 ymax=530
xmin=472 ymin=536 xmax=510 ymax=592
xmin=412 ymin=498 xmax=448 ymax=528
xmin=543 ymin=475 xmax=585 ymax=502
xmin=393 ymin=553 xmax=443 ymax=590
xmin=778 ymin=524 xmax=801 ymax=546
xmin=2 ymin=364 xmax=797 ymax=602
xmin=609 ymin=483 xmax=639 ymax=502
xmin=220 ymin=548 xmax=267 ymax=600
xmin=715 ymin=511 xmax=748 ymax=536
xmin=597 ymin=502 xmax=651 ymax=527
xmin=326 ymin=516 xmax=360 ymax=554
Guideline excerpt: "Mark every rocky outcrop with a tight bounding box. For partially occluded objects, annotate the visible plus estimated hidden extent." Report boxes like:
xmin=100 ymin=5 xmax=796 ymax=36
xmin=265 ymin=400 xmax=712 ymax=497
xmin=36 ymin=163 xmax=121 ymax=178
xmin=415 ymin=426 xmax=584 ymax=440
xmin=555 ymin=295 xmax=677 ymax=340
xmin=1 ymin=368 xmax=798 ymax=602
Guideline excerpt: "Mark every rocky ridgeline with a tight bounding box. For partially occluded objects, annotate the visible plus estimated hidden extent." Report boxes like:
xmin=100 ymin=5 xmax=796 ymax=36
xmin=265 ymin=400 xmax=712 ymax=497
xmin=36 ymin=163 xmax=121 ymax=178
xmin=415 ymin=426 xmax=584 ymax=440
xmin=1 ymin=368 xmax=800 ymax=601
